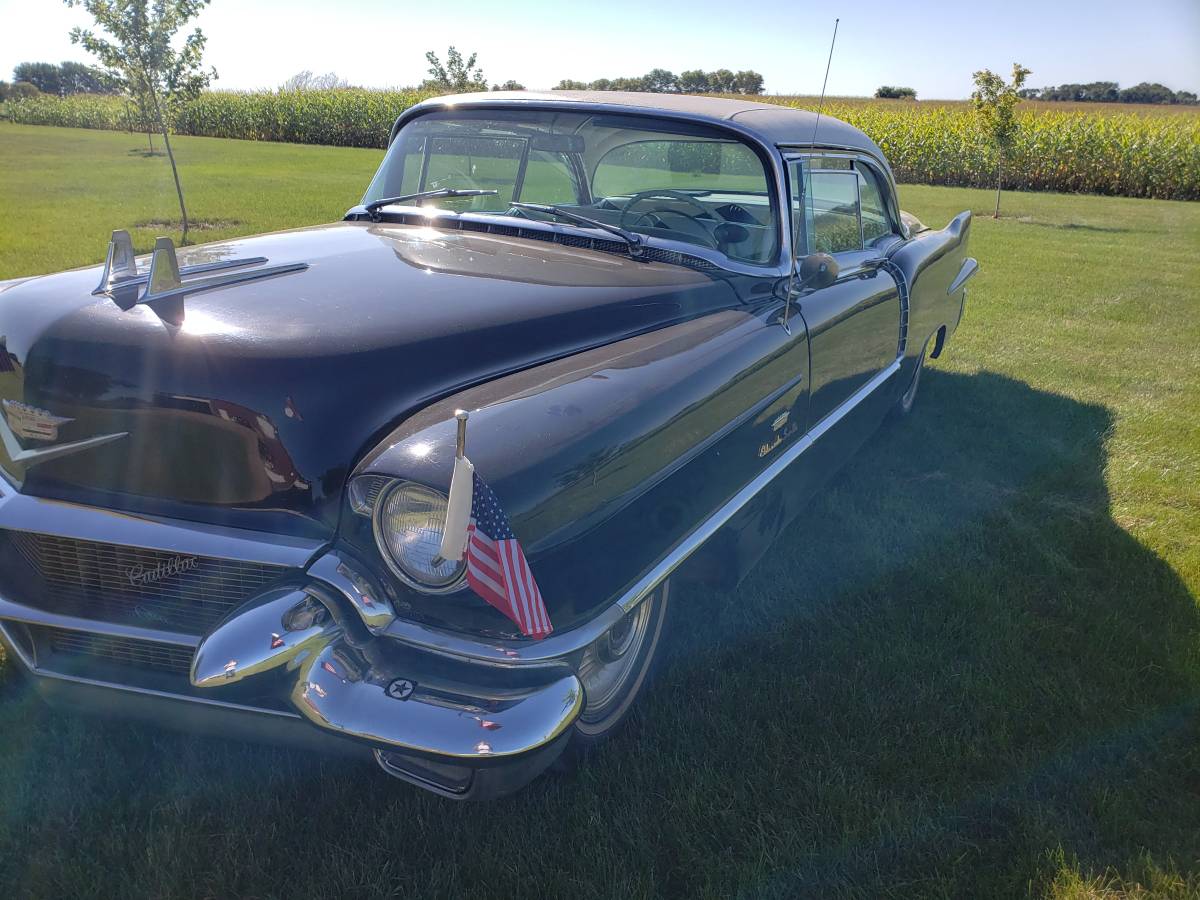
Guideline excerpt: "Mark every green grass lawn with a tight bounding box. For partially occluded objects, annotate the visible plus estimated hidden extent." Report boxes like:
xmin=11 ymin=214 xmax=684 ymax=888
xmin=0 ymin=123 xmax=384 ymax=279
xmin=1 ymin=123 xmax=1198 ymax=899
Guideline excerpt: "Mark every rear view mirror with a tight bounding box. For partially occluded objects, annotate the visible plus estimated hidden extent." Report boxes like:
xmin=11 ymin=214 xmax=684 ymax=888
xmin=798 ymin=252 xmax=839 ymax=290
xmin=530 ymin=133 xmax=585 ymax=154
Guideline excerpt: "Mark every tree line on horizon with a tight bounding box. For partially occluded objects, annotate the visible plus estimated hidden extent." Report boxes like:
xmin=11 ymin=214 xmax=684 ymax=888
xmin=7 ymin=58 xmax=1198 ymax=107
xmin=0 ymin=60 xmax=117 ymax=100
xmin=1019 ymin=80 xmax=1198 ymax=105
xmin=554 ymin=68 xmax=765 ymax=95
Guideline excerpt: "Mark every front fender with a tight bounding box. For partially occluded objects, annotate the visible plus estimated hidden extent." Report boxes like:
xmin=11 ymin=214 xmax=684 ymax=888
xmin=349 ymin=303 xmax=809 ymax=632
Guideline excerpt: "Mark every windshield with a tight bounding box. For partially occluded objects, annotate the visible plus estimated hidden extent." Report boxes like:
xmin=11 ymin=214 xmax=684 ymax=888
xmin=363 ymin=108 xmax=780 ymax=266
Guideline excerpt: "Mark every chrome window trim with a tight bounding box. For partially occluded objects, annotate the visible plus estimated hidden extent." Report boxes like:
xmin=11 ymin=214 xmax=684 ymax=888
xmin=378 ymin=358 xmax=902 ymax=668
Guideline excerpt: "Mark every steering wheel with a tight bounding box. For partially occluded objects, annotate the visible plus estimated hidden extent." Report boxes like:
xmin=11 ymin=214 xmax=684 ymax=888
xmin=619 ymin=189 xmax=725 ymax=247
xmin=426 ymin=167 xmax=475 ymax=191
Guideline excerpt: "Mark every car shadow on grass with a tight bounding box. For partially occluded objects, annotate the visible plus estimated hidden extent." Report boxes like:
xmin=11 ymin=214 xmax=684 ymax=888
xmin=0 ymin=367 xmax=1196 ymax=899
xmin=644 ymin=366 xmax=1200 ymax=896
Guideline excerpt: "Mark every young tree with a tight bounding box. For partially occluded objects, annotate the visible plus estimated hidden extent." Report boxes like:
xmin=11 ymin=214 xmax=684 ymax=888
xmin=65 ymin=0 xmax=216 ymax=244
xmin=422 ymin=47 xmax=487 ymax=93
xmin=971 ymin=62 xmax=1030 ymax=218
xmin=491 ymin=80 xmax=525 ymax=91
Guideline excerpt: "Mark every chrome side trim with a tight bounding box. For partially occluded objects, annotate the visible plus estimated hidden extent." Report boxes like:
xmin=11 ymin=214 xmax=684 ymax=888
xmin=380 ymin=359 xmax=903 ymax=667
xmin=948 ymin=257 xmax=980 ymax=295
xmin=0 ymin=594 xmax=199 ymax=648
xmin=0 ymin=489 xmax=326 ymax=568
xmin=0 ymin=618 xmax=301 ymax=719
xmin=611 ymin=357 xmax=900 ymax=614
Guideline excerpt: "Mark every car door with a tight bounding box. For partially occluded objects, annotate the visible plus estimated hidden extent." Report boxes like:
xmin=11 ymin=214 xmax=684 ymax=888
xmin=787 ymin=155 xmax=904 ymax=428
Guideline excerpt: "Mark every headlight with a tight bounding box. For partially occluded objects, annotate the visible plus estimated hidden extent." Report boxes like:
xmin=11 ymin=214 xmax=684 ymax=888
xmin=372 ymin=480 xmax=465 ymax=593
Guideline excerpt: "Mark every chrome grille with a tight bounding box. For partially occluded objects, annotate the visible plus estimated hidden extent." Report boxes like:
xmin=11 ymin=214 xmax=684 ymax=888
xmin=5 ymin=530 xmax=290 ymax=635
xmin=43 ymin=627 xmax=194 ymax=675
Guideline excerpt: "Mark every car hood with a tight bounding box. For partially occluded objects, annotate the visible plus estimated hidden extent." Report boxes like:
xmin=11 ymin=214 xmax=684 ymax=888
xmin=0 ymin=221 xmax=733 ymax=535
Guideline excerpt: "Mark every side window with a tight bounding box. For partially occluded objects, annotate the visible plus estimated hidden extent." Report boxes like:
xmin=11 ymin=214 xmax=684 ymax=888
xmin=857 ymin=165 xmax=893 ymax=245
xmin=807 ymin=170 xmax=861 ymax=254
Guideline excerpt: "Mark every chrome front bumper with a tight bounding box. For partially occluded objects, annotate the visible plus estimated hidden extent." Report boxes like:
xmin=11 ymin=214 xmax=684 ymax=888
xmin=0 ymin=488 xmax=585 ymax=799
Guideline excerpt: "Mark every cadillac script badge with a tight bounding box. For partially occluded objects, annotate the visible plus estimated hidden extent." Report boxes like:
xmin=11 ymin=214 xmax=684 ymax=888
xmin=127 ymin=555 xmax=200 ymax=587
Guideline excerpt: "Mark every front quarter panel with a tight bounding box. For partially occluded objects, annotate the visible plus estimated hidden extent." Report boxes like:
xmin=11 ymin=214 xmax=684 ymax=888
xmin=350 ymin=301 xmax=811 ymax=634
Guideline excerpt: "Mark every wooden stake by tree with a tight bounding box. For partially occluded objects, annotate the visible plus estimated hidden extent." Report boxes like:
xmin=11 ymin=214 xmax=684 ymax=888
xmin=971 ymin=63 xmax=1031 ymax=218
xmin=66 ymin=0 xmax=216 ymax=244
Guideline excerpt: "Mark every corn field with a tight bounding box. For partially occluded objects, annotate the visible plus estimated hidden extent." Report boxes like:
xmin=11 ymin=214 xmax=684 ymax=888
xmin=7 ymin=90 xmax=1199 ymax=200
xmin=767 ymin=98 xmax=1200 ymax=201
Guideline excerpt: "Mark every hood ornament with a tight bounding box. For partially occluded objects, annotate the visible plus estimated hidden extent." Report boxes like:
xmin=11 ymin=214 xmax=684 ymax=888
xmin=93 ymin=231 xmax=309 ymax=325
xmin=1 ymin=399 xmax=127 ymax=468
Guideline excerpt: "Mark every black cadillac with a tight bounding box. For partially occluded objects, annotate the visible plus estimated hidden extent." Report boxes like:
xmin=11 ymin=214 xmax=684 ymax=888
xmin=0 ymin=92 xmax=977 ymax=798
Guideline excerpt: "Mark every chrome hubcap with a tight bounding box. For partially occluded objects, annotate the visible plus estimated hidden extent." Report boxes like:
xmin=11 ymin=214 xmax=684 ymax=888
xmin=577 ymin=600 xmax=655 ymax=724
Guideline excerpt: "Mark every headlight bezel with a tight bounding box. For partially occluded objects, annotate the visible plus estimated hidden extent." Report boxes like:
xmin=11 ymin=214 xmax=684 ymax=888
xmin=367 ymin=477 xmax=467 ymax=595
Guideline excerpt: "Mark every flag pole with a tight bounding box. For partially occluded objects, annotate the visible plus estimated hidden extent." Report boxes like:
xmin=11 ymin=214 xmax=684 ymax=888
xmin=455 ymin=409 xmax=468 ymax=458
xmin=440 ymin=409 xmax=475 ymax=563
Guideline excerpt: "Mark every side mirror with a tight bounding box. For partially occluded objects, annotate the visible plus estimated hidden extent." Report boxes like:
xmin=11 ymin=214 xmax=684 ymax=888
xmin=798 ymin=252 xmax=839 ymax=290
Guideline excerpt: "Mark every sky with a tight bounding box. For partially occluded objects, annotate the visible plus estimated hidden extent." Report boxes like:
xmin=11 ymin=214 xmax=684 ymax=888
xmin=1 ymin=0 xmax=1197 ymax=99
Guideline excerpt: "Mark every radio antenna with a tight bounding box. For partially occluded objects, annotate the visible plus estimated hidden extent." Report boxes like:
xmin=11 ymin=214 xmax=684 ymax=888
xmin=809 ymin=17 xmax=840 ymax=158
xmin=783 ymin=17 xmax=839 ymax=335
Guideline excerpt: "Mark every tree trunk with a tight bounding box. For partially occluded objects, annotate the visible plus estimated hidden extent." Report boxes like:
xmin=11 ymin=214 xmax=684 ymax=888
xmin=149 ymin=89 xmax=189 ymax=244
xmin=993 ymin=156 xmax=1003 ymax=219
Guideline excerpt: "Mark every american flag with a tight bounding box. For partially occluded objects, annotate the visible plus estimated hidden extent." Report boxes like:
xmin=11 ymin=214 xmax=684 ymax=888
xmin=465 ymin=471 xmax=552 ymax=639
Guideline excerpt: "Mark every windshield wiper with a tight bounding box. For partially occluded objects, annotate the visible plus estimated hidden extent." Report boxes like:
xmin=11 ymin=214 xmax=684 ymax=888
xmin=507 ymin=202 xmax=645 ymax=258
xmin=363 ymin=188 xmax=498 ymax=220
